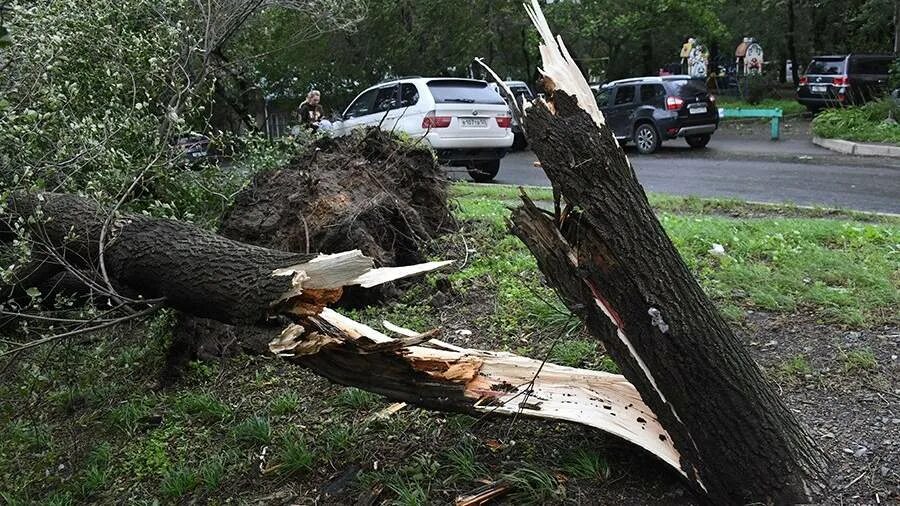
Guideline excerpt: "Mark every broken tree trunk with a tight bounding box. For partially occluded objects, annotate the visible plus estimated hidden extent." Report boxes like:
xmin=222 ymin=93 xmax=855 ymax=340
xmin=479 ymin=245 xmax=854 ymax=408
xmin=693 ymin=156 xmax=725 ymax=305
xmin=3 ymin=192 xmax=447 ymax=324
xmin=504 ymin=6 xmax=828 ymax=502
xmin=4 ymin=191 xmax=687 ymax=478
xmin=515 ymin=115 xmax=828 ymax=506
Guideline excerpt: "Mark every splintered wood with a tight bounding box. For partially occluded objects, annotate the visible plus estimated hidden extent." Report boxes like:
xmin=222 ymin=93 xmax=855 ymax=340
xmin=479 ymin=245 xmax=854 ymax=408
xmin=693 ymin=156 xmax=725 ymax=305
xmin=269 ymin=307 xmax=682 ymax=477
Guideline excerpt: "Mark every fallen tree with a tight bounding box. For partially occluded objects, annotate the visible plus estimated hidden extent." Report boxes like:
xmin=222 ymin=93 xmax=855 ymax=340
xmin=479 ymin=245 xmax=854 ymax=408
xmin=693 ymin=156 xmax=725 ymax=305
xmin=496 ymin=2 xmax=828 ymax=504
xmin=1 ymin=191 xmax=685 ymax=483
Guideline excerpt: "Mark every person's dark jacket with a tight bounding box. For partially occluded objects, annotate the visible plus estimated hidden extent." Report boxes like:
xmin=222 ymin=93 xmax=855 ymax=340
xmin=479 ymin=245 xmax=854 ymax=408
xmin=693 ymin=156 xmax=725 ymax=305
xmin=297 ymin=102 xmax=323 ymax=129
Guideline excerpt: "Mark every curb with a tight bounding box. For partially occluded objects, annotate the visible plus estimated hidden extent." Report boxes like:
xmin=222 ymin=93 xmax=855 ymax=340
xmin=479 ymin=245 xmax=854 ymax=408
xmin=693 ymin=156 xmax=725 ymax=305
xmin=812 ymin=137 xmax=900 ymax=158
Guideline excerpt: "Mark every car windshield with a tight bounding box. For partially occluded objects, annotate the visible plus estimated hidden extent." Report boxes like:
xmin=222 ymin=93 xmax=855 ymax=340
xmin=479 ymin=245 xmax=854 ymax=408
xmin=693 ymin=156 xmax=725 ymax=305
xmin=427 ymin=80 xmax=505 ymax=105
xmin=806 ymin=59 xmax=845 ymax=75
xmin=664 ymin=79 xmax=709 ymax=97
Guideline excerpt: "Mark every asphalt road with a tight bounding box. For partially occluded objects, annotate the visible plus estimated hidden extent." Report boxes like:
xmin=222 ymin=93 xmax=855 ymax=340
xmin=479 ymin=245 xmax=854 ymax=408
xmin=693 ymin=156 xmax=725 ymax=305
xmin=447 ymin=133 xmax=900 ymax=214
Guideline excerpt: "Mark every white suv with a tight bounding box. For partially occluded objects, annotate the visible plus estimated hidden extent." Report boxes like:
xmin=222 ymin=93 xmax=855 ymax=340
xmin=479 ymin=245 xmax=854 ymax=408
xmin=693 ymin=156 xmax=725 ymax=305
xmin=330 ymin=77 xmax=513 ymax=182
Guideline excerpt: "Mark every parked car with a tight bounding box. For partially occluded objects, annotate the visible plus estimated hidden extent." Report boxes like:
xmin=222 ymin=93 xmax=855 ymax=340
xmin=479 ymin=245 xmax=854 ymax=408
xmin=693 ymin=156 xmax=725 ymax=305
xmin=171 ymin=134 xmax=212 ymax=167
xmin=489 ymin=80 xmax=534 ymax=150
xmin=331 ymin=77 xmax=513 ymax=182
xmin=797 ymin=54 xmax=894 ymax=112
xmin=594 ymin=75 xmax=719 ymax=154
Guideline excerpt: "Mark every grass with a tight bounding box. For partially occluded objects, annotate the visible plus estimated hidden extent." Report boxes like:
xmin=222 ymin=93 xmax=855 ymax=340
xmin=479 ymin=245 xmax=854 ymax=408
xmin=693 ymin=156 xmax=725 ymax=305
xmin=812 ymin=98 xmax=900 ymax=144
xmin=452 ymin=183 xmax=899 ymax=327
xmin=840 ymin=348 xmax=878 ymax=373
xmin=277 ymin=437 xmax=316 ymax=476
xmin=501 ymin=466 xmax=565 ymax=504
xmin=563 ymin=449 xmax=611 ymax=481
xmin=0 ymin=182 xmax=896 ymax=503
xmin=550 ymin=340 xmax=596 ymax=367
xmin=443 ymin=442 xmax=489 ymax=481
xmin=778 ymin=354 xmax=812 ymax=380
xmin=268 ymin=391 xmax=301 ymax=416
xmin=716 ymin=96 xmax=806 ymax=116
xmin=159 ymin=466 xmax=198 ymax=499
xmin=335 ymin=387 xmax=382 ymax=410
xmin=232 ymin=416 xmax=272 ymax=445
xmin=173 ymin=392 xmax=230 ymax=421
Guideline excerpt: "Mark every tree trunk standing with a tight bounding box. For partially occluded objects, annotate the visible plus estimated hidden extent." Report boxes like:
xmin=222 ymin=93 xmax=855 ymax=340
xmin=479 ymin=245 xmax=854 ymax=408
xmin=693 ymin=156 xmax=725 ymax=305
xmin=787 ymin=0 xmax=800 ymax=84
xmin=895 ymin=0 xmax=899 ymax=54
xmin=510 ymin=92 xmax=827 ymax=504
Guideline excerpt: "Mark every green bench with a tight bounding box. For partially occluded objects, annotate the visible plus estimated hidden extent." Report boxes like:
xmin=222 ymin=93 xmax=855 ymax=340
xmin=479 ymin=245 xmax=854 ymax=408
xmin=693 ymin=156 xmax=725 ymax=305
xmin=718 ymin=108 xmax=783 ymax=140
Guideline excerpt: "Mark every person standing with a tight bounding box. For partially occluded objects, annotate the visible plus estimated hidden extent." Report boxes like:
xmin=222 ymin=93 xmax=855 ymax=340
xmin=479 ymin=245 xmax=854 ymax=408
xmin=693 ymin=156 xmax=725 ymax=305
xmin=297 ymin=90 xmax=323 ymax=130
xmin=680 ymin=37 xmax=693 ymax=75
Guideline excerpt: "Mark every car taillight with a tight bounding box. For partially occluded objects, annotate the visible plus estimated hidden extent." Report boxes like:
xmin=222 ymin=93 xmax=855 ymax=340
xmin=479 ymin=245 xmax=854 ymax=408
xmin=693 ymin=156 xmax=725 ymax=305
xmin=665 ymin=96 xmax=684 ymax=111
xmin=799 ymin=76 xmax=808 ymax=85
xmin=833 ymin=76 xmax=849 ymax=86
xmin=495 ymin=116 xmax=511 ymax=128
xmin=422 ymin=111 xmax=451 ymax=129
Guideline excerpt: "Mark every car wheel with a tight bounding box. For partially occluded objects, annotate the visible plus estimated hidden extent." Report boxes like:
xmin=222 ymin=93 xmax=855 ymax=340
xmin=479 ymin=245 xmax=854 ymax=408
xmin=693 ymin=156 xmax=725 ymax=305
xmin=466 ymin=160 xmax=500 ymax=183
xmin=685 ymin=134 xmax=711 ymax=149
xmin=806 ymin=106 xmax=821 ymax=115
xmin=634 ymin=123 xmax=660 ymax=154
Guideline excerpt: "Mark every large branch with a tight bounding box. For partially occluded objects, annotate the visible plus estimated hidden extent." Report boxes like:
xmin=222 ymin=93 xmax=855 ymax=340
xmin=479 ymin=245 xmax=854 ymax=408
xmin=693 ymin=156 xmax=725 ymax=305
xmin=3 ymin=191 xmax=687 ymax=477
xmin=276 ymin=308 xmax=684 ymax=477
xmin=506 ymin=2 xmax=828 ymax=503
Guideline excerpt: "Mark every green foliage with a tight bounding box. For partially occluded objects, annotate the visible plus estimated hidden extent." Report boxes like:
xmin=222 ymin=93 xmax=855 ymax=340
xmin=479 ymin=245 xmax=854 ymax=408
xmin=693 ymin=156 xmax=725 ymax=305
xmin=840 ymin=348 xmax=877 ymax=373
xmin=232 ymin=417 xmax=272 ymax=445
xmin=743 ymin=73 xmax=778 ymax=105
xmin=160 ymin=465 xmax=199 ymax=499
xmin=550 ymin=340 xmax=597 ymax=367
xmin=174 ymin=393 xmax=230 ymax=422
xmin=501 ymin=466 xmax=565 ymax=505
xmin=716 ymin=97 xmax=806 ymax=115
xmin=269 ymin=391 xmax=301 ymax=416
xmin=563 ymin=449 xmax=611 ymax=481
xmin=0 ymin=0 xmax=190 ymax=196
xmin=322 ymin=424 xmax=357 ymax=456
xmin=335 ymin=387 xmax=381 ymax=410
xmin=812 ymin=99 xmax=900 ymax=144
xmin=890 ymin=58 xmax=900 ymax=90
xmin=107 ymin=398 xmax=151 ymax=435
xmin=443 ymin=442 xmax=488 ymax=481
xmin=277 ymin=438 xmax=316 ymax=476
xmin=200 ymin=458 xmax=226 ymax=490
xmin=779 ymin=355 xmax=812 ymax=379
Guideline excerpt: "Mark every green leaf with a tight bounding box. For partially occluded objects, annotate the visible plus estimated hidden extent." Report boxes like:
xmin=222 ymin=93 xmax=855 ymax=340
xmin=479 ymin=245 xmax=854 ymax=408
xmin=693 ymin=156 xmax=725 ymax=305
xmin=25 ymin=287 xmax=41 ymax=298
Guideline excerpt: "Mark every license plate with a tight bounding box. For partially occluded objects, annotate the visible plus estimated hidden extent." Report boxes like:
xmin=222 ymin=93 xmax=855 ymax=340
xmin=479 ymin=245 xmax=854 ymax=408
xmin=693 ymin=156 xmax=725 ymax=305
xmin=460 ymin=117 xmax=488 ymax=128
xmin=689 ymin=105 xmax=707 ymax=115
xmin=811 ymin=85 xmax=827 ymax=94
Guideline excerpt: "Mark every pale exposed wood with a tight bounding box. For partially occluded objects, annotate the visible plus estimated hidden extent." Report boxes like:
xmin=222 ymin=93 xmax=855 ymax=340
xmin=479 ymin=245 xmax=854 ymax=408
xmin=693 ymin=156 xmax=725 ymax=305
xmin=273 ymin=308 xmax=684 ymax=477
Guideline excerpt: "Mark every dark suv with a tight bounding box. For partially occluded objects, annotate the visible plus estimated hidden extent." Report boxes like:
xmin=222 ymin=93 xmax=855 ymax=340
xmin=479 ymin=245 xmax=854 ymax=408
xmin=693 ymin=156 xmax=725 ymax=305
xmin=595 ymin=76 xmax=719 ymax=154
xmin=797 ymin=54 xmax=894 ymax=112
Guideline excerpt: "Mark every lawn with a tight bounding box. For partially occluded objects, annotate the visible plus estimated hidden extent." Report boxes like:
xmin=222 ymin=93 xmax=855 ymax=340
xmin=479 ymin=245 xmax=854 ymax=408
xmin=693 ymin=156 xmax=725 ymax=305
xmin=1 ymin=183 xmax=897 ymax=504
xmin=716 ymin=96 xmax=806 ymax=116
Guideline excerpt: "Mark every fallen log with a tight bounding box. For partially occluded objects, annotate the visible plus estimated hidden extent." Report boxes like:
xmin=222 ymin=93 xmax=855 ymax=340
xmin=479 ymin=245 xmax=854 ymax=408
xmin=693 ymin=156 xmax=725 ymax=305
xmin=2 ymin=191 xmax=687 ymax=481
xmin=503 ymin=2 xmax=828 ymax=504
xmin=3 ymin=192 xmax=448 ymax=324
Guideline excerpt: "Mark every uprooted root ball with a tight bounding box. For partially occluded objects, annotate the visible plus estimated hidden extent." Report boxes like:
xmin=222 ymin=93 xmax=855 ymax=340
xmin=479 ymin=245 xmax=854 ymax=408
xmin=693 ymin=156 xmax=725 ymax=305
xmin=221 ymin=128 xmax=456 ymax=271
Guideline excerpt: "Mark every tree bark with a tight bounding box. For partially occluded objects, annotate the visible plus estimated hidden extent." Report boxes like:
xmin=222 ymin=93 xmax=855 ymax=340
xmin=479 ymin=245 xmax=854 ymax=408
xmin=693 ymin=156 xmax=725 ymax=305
xmin=509 ymin=91 xmax=828 ymax=504
xmin=787 ymin=0 xmax=800 ymax=84
xmin=3 ymin=191 xmax=687 ymax=476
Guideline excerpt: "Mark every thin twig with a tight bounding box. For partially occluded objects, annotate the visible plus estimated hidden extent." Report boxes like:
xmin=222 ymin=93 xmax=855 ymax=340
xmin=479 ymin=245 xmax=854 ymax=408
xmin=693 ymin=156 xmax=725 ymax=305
xmin=0 ymin=304 xmax=162 ymax=357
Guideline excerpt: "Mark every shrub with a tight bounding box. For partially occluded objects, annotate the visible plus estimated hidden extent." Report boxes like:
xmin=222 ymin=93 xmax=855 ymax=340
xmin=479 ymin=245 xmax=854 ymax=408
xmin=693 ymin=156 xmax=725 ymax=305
xmin=812 ymin=98 xmax=900 ymax=144
xmin=743 ymin=73 xmax=778 ymax=104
